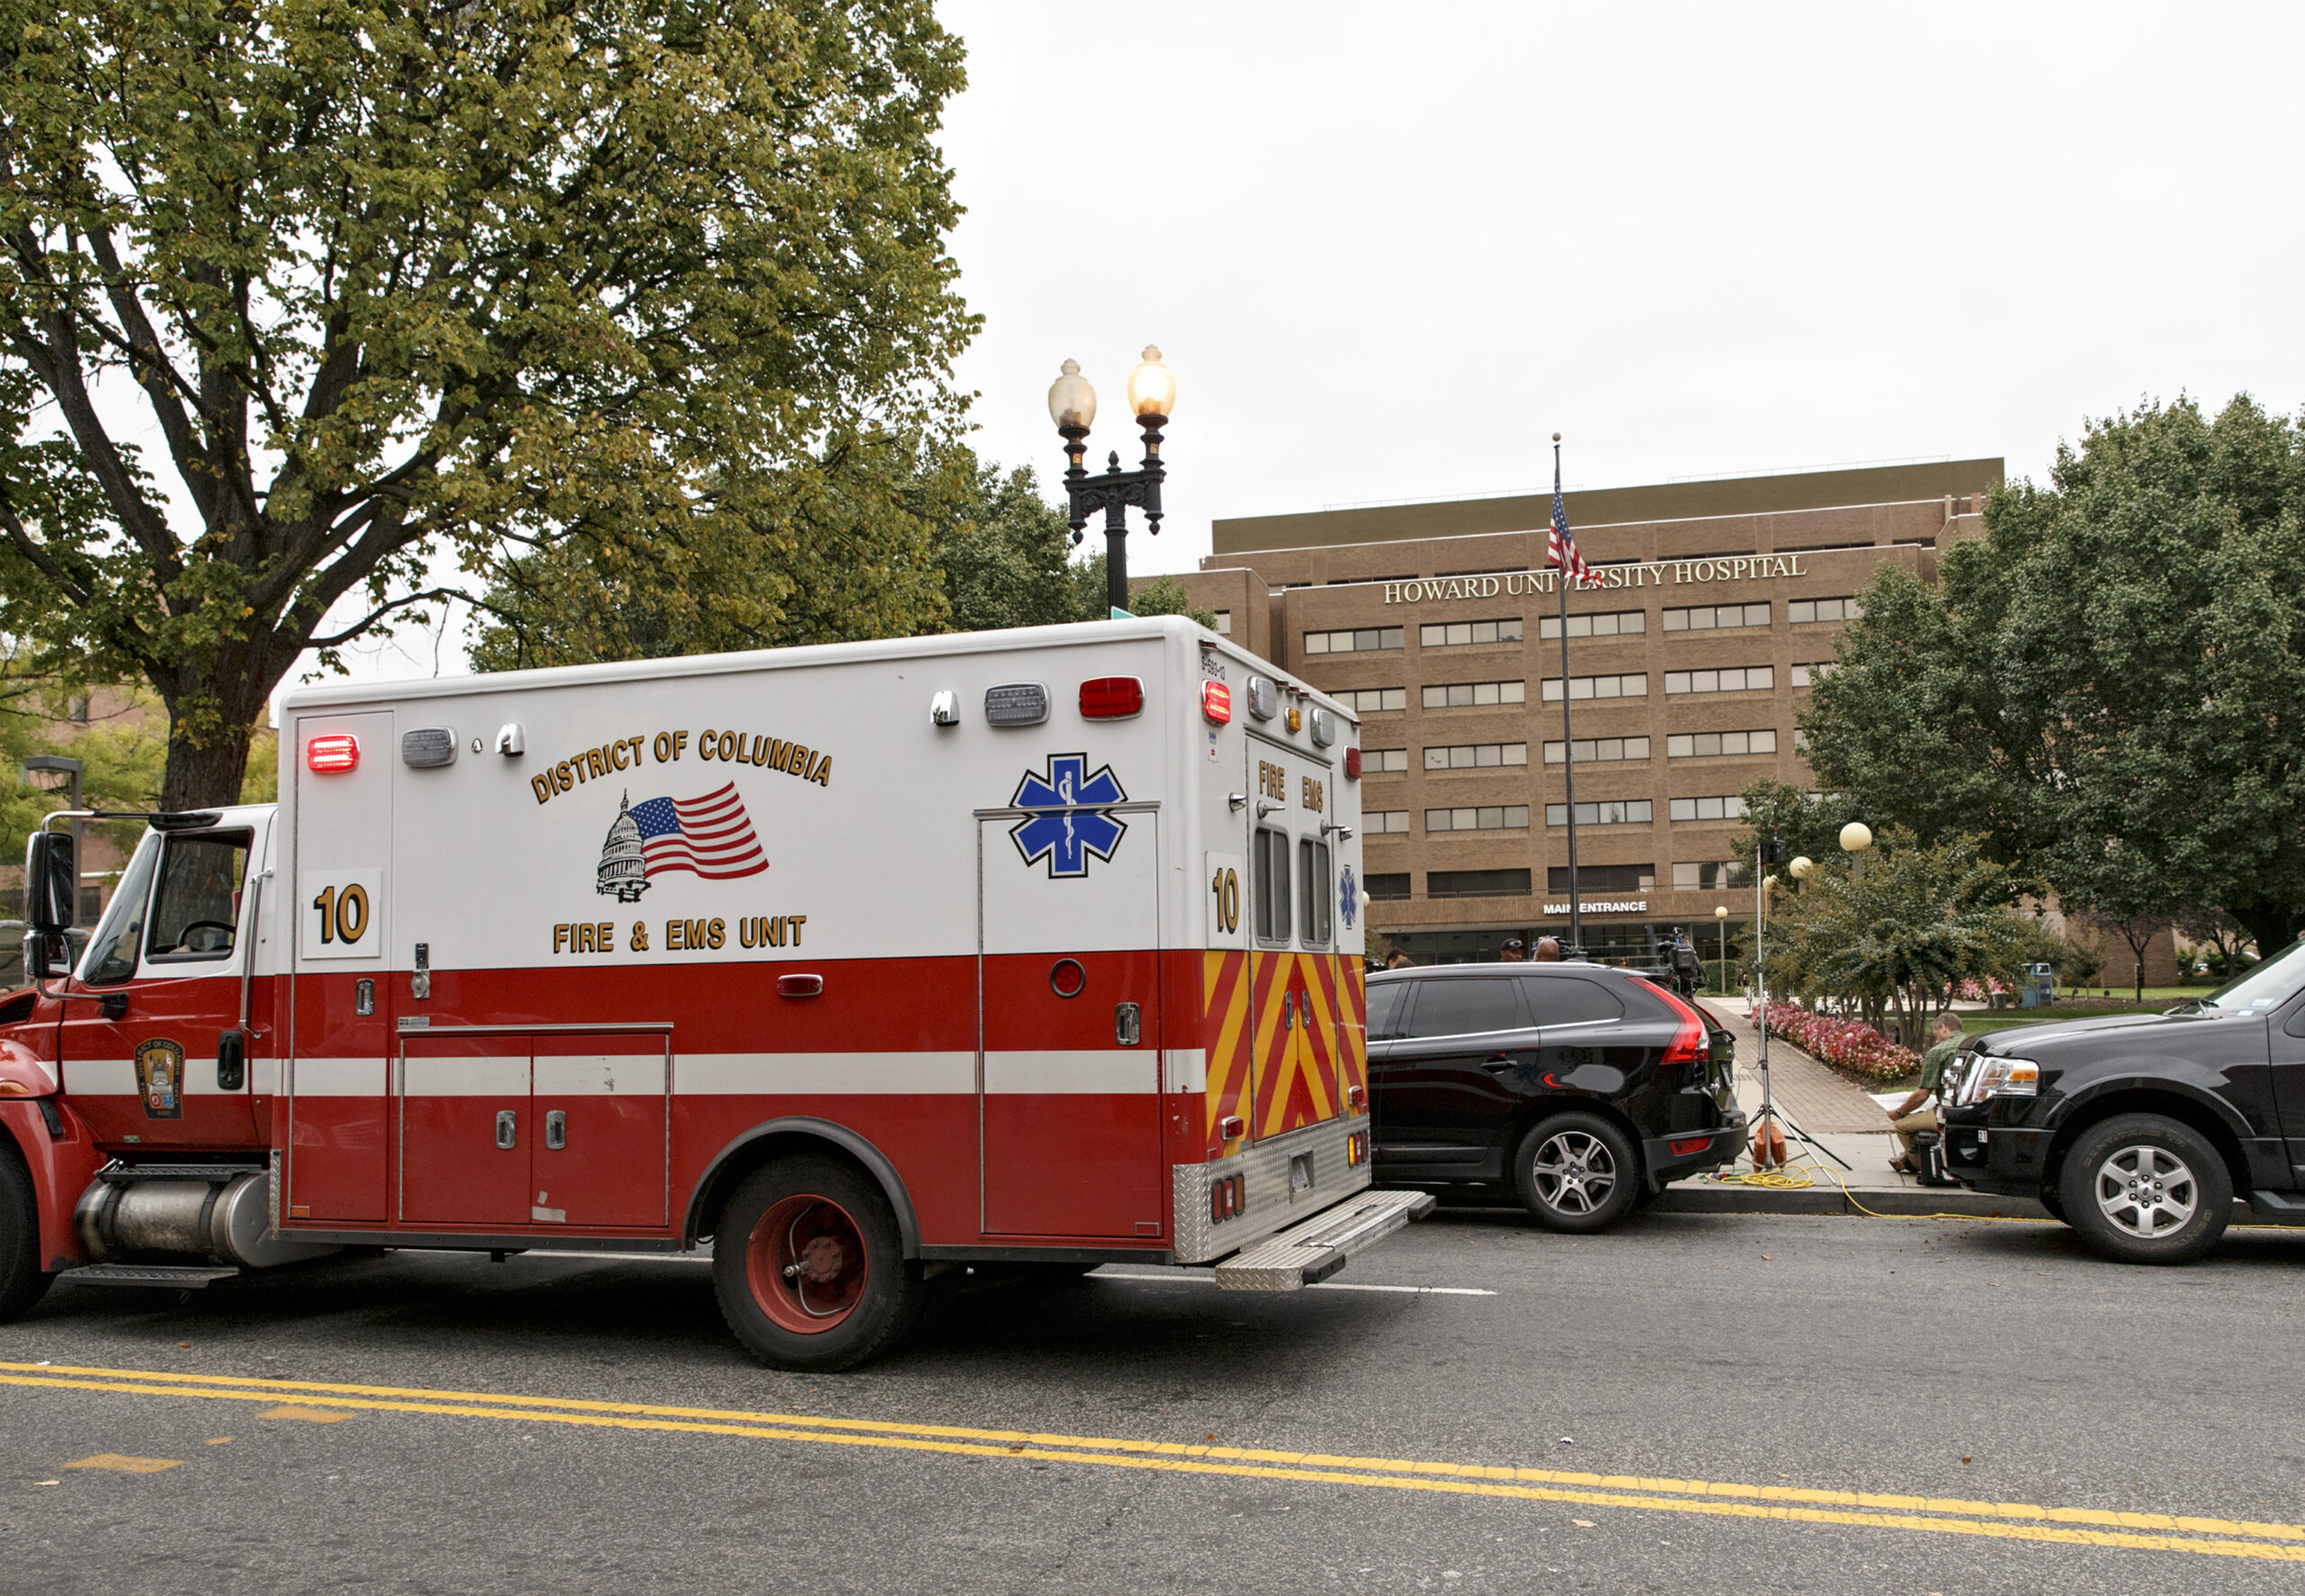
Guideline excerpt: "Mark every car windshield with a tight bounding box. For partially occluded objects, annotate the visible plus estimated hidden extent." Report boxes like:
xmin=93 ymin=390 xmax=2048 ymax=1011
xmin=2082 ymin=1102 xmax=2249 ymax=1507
xmin=2196 ymin=938 xmax=2305 ymax=1014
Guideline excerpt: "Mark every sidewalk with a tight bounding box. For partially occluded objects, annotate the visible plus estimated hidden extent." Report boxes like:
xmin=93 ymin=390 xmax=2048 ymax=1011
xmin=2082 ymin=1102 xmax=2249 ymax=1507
xmin=1658 ymin=996 xmax=2051 ymax=1219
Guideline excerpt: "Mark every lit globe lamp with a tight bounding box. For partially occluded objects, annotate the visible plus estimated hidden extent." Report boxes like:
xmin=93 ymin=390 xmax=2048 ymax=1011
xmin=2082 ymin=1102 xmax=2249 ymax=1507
xmin=1840 ymin=820 xmax=1874 ymax=880
xmin=1047 ymin=347 xmax=1176 ymax=619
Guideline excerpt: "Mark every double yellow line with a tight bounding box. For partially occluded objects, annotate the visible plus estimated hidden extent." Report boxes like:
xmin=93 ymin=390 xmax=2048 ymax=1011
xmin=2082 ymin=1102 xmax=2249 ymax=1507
xmin=5 ymin=1361 xmax=2300 ymax=1564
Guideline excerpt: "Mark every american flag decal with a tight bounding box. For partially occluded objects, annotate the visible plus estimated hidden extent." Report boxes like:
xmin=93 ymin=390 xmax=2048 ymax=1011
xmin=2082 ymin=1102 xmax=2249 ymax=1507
xmin=628 ymin=783 xmax=768 ymax=879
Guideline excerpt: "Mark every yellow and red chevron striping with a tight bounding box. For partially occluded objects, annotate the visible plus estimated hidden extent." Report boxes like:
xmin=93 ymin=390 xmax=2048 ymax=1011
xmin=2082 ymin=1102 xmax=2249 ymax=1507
xmin=1202 ymin=950 xmax=1368 ymax=1152
xmin=1202 ymin=950 xmax=1252 ymax=1150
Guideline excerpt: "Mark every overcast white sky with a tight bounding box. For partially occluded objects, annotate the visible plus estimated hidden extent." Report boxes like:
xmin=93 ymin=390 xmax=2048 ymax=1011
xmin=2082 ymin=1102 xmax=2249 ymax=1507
xmin=330 ymin=0 xmax=2305 ymax=686
xmin=943 ymin=0 xmax=2305 ymax=565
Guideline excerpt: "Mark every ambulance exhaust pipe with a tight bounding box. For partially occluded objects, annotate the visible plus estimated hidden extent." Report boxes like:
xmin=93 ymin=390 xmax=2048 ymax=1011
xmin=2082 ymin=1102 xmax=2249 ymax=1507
xmin=74 ymin=1169 xmax=339 ymax=1270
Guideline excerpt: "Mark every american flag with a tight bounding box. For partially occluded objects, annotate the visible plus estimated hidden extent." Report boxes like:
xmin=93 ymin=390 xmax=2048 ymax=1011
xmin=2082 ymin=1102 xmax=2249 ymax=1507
xmin=1547 ymin=482 xmax=1599 ymax=589
xmin=628 ymin=783 xmax=767 ymax=879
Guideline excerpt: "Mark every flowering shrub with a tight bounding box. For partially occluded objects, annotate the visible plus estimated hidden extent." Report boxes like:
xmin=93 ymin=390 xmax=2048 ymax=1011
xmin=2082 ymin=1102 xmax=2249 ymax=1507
xmin=1955 ymin=977 xmax=2008 ymax=1002
xmin=1760 ymin=1001 xmax=1921 ymax=1086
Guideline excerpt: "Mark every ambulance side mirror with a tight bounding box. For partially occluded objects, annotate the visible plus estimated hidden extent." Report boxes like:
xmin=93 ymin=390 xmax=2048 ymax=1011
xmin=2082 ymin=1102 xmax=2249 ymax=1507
xmin=23 ymin=832 xmax=76 ymax=934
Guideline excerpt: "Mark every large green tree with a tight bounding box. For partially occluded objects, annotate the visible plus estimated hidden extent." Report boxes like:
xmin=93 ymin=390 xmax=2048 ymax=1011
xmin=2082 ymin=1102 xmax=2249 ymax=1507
xmin=1801 ymin=395 xmax=2305 ymax=955
xmin=0 ymin=0 xmax=972 ymax=805
xmin=1763 ymin=828 xmax=2035 ymax=1046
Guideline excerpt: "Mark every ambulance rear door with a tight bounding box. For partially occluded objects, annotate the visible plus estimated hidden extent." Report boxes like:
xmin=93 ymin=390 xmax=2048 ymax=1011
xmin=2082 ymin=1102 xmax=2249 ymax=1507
xmin=1240 ymin=728 xmax=1353 ymax=1143
xmin=977 ymin=762 xmax=1164 ymax=1240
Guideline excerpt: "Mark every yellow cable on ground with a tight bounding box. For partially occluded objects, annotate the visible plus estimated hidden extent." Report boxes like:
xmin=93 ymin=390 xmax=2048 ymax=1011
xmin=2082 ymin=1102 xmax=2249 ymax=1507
xmin=1705 ymin=1162 xmax=1817 ymax=1191
xmin=1699 ymin=1159 xmax=2052 ymax=1223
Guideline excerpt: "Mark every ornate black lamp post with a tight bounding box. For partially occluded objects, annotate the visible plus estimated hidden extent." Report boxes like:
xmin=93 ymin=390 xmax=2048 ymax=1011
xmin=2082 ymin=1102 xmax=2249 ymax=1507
xmin=1047 ymin=347 xmax=1177 ymax=618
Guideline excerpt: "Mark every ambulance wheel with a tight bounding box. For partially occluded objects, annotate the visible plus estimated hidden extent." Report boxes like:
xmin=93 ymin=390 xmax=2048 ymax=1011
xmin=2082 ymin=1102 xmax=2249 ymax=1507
xmin=0 ymin=1149 xmax=55 ymax=1321
xmin=713 ymin=1156 xmax=922 ymax=1371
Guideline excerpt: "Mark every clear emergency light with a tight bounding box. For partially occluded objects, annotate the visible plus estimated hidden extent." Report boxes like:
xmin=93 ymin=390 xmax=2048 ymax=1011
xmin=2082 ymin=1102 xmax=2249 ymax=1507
xmin=306 ymin=734 xmax=360 ymax=773
xmin=1078 ymin=676 xmax=1143 ymax=719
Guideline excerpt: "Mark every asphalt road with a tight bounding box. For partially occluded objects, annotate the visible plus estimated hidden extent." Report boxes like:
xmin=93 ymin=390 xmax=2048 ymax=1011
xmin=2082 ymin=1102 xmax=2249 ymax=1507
xmin=2 ymin=1204 xmax=2301 ymax=1595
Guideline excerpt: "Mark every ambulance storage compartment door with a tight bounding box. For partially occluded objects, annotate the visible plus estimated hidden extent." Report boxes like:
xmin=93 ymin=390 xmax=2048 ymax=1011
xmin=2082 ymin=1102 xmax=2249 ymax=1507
xmin=400 ymin=1032 xmax=530 ymax=1226
xmin=399 ymin=1030 xmax=668 ymax=1229
xmin=287 ymin=709 xmax=393 ymax=1223
xmin=976 ymin=808 xmax=1163 ymax=1239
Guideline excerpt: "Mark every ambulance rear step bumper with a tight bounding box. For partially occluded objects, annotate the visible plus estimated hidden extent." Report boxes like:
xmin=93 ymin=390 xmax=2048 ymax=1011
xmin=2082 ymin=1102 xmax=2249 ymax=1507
xmin=62 ymin=1264 xmax=240 ymax=1289
xmin=1210 ymin=1190 xmax=1436 ymax=1292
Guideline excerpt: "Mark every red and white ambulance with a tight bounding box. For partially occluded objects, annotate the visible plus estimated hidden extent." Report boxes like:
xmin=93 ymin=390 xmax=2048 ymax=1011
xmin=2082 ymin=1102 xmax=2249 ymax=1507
xmin=0 ymin=618 xmax=1429 ymax=1367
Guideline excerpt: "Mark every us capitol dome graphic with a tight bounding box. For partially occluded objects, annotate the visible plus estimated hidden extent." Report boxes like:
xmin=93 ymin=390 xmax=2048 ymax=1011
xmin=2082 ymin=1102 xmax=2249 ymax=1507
xmin=597 ymin=792 xmax=650 ymax=902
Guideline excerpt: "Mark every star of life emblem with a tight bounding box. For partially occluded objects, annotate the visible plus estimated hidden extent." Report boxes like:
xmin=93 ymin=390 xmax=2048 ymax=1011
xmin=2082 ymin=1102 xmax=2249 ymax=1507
xmin=1340 ymin=866 xmax=1358 ymax=930
xmin=1009 ymin=754 xmax=1127 ymax=878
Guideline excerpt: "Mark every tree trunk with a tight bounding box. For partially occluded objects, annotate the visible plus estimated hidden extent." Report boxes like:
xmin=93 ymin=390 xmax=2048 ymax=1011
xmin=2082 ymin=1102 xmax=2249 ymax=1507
xmin=154 ymin=633 xmax=289 ymax=811
xmin=159 ymin=718 xmax=258 ymax=811
xmin=2123 ymin=931 xmax=2150 ymax=1003
xmin=2235 ymin=904 xmax=2301 ymax=964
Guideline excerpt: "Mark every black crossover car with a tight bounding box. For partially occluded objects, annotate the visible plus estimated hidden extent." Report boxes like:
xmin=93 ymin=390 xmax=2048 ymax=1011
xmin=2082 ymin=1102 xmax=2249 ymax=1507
xmin=1366 ymin=963 xmax=1744 ymax=1231
xmin=1939 ymin=937 xmax=2305 ymax=1263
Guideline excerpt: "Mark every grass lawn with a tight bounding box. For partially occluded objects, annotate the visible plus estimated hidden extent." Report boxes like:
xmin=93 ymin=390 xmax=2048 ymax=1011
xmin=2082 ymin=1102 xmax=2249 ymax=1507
xmin=1952 ymin=1005 xmax=2172 ymax=1040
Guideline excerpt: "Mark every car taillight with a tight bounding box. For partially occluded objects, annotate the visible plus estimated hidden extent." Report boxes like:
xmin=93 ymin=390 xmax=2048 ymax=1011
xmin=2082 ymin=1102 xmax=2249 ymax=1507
xmin=1343 ymin=747 xmax=1361 ymax=780
xmin=1654 ymin=987 xmax=1710 ymax=1067
xmin=306 ymin=734 xmax=359 ymax=773
xmin=1079 ymin=676 xmax=1144 ymax=718
xmin=1668 ymin=1135 xmax=1712 ymax=1157
xmin=1201 ymin=681 xmax=1232 ymax=724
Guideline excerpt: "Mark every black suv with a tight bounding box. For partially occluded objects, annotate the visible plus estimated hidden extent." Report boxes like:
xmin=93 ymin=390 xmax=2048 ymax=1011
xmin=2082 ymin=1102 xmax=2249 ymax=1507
xmin=1366 ymin=963 xmax=1744 ymax=1231
xmin=1939 ymin=937 xmax=2305 ymax=1263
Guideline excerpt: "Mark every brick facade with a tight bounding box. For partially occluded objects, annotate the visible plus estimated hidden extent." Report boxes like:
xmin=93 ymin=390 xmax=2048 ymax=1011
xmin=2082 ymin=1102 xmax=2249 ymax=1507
xmin=1152 ymin=460 xmax=2004 ymax=962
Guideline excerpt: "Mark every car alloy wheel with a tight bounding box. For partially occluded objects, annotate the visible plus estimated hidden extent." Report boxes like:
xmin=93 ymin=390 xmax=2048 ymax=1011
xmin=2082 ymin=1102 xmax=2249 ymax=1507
xmin=1531 ymin=1129 xmax=1617 ymax=1214
xmin=2091 ymin=1144 xmax=2196 ymax=1241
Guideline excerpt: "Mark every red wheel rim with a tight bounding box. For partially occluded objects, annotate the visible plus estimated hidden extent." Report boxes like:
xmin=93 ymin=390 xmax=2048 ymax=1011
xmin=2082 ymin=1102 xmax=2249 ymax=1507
xmin=746 ymin=1193 xmax=869 ymax=1335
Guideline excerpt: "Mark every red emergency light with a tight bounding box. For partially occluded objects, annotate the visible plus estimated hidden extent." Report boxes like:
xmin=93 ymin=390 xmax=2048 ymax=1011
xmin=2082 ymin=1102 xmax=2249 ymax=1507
xmin=306 ymin=734 xmax=360 ymax=774
xmin=1079 ymin=676 xmax=1143 ymax=719
xmin=1201 ymin=681 xmax=1232 ymax=725
xmin=1343 ymin=747 xmax=1361 ymax=780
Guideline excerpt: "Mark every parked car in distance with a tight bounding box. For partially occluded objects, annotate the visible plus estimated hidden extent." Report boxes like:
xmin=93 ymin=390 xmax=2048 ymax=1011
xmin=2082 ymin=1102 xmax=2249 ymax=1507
xmin=1365 ymin=963 xmax=1745 ymax=1231
xmin=1939 ymin=936 xmax=2305 ymax=1263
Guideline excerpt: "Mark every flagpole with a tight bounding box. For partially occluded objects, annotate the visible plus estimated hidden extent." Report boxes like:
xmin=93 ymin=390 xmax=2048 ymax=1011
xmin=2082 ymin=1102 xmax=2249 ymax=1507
xmin=1553 ymin=434 xmax=1582 ymax=960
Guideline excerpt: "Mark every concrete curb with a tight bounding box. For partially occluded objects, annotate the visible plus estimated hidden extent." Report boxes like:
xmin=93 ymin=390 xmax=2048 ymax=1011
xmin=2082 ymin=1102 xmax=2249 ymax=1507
xmin=1655 ymin=1184 xmax=2053 ymax=1220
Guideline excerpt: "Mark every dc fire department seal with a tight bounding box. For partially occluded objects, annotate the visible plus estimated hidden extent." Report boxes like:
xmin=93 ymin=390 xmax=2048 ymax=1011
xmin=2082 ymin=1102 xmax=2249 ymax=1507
xmin=133 ymin=1039 xmax=185 ymax=1119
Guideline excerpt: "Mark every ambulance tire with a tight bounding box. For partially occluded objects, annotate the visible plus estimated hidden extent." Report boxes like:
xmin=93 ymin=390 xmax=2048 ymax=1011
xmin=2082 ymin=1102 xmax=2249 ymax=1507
xmin=713 ymin=1156 xmax=924 ymax=1372
xmin=0 ymin=1147 xmax=55 ymax=1321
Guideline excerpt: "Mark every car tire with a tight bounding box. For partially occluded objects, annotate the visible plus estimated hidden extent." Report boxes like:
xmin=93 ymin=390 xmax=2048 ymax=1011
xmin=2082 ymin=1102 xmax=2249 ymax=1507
xmin=713 ymin=1155 xmax=926 ymax=1371
xmin=2058 ymin=1114 xmax=2230 ymax=1266
xmin=2038 ymin=1186 xmax=2067 ymax=1225
xmin=0 ymin=1150 xmax=55 ymax=1321
xmin=1514 ymin=1113 xmax=1641 ymax=1234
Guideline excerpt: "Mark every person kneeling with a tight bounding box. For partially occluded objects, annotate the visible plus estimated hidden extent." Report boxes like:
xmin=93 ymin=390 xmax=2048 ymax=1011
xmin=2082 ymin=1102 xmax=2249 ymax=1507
xmin=1887 ymin=1012 xmax=1965 ymax=1174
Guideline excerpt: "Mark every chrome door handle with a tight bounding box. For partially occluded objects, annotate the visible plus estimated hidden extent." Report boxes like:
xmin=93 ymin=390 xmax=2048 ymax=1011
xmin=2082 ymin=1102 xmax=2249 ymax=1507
xmin=1115 ymin=1002 xmax=1141 ymax=1047
xmin=545 ymin=1110 xmax=566 ymax=1150
xmin=495 ymin=1109 xmax=516 ymax=1150
xmin=1482 ymin=1054 xmax=1516 ymax=1072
